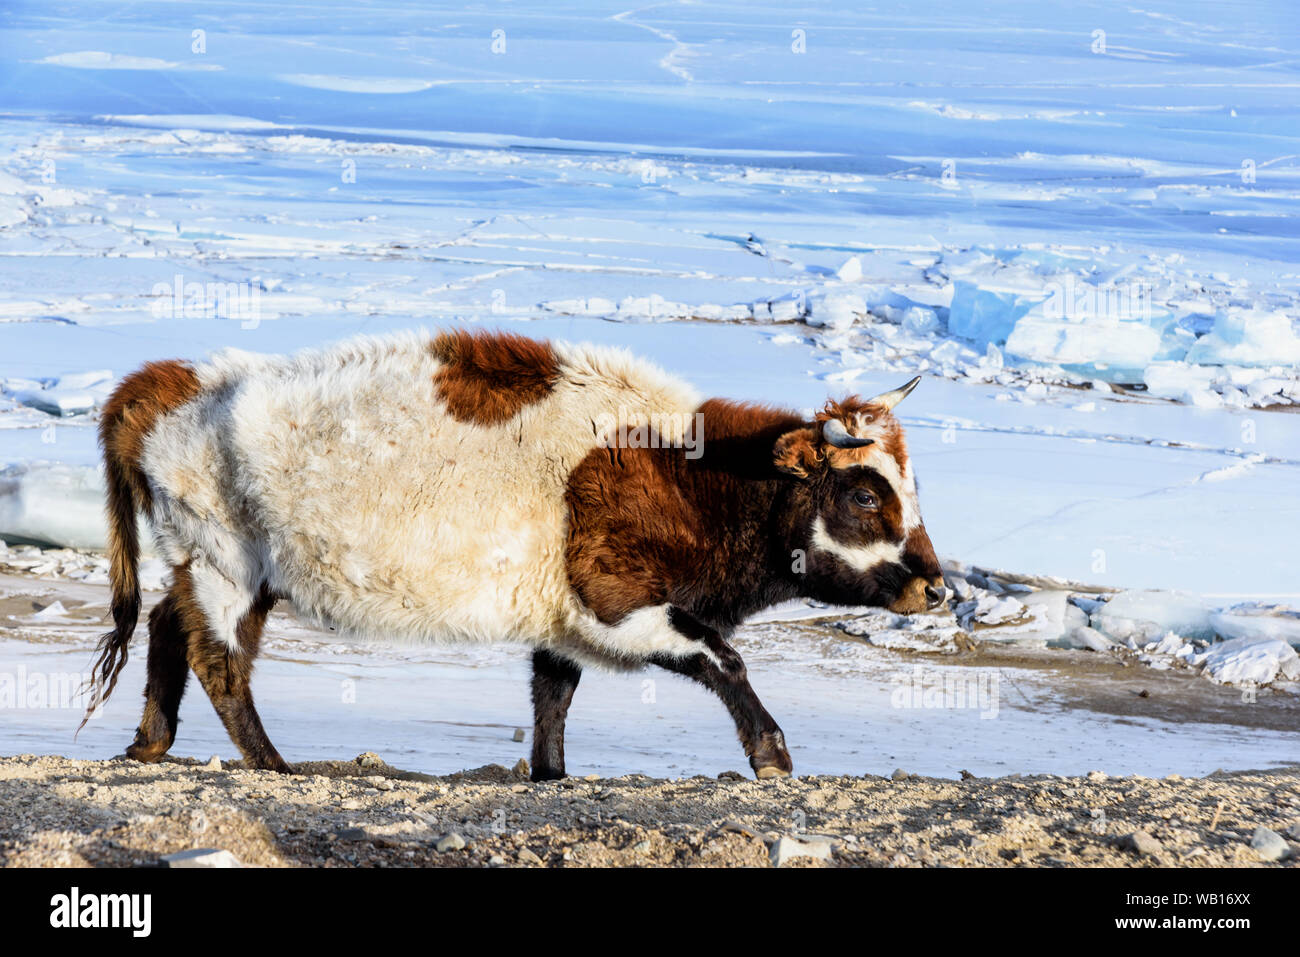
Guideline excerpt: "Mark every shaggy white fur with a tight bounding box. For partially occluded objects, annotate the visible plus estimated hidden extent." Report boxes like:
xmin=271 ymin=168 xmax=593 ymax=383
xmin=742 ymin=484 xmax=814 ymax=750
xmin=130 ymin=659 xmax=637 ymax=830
xmin=139 ymin=330 xmax=707 ymax=668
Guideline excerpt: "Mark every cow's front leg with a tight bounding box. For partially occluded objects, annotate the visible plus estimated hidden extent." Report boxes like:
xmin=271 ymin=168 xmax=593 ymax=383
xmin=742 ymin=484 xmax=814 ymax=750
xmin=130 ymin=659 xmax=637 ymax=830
xmin=651 ymin=607 xmax=793 ymax=779
xmin=530 ymin=648 xmax=582 ymax=782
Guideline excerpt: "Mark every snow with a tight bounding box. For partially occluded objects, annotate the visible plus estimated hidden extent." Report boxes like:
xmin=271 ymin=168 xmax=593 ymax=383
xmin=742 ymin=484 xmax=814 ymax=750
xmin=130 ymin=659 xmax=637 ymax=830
xmin=275 ymin=75 xmax=440 ymax=95
xmin=1092 ymin=590 xmax=1217 ymax=643
xmin=0 ymin=464 xmax=111 ymax=550
xmin=955 ymin=594 xmax=1026 ymax=630
xmin=4 ymin=370 xmax=114 ymax=417
xmin=1143 ymin=362 xmax=1219 ymax=403
xmin=1065 ymin=627 xmax=1116 ymax=653
xmin=1186 ymin=309 xmax=1300 ymax=368
xmin=837 ymin=611 xmax=962 ymax=654
xmin=36 ymin=52 xmax=216 ymax=72
xmin=1193 ymin=636 xmax=1300 ymax=687
xmin=947 ymin=280 xmax=1040 ymax=346
xmin=29 ymin=600 xmax=69 ymax=621
xmin=1210 ymin=611 xmax=1300 ymax=647
xmin=1017 ymin=590 xmax=1090 ymax=646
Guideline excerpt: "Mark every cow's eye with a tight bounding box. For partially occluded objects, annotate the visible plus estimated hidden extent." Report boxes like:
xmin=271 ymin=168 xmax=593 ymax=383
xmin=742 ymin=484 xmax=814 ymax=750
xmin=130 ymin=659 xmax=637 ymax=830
xmin=852 ymin=490 xmax=878 ymax=510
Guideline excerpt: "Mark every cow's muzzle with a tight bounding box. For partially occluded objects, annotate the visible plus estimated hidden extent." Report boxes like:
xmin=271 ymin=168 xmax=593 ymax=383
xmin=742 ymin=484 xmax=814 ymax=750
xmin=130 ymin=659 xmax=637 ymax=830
xmin=888 ymin=576 xmax=948 ymax=615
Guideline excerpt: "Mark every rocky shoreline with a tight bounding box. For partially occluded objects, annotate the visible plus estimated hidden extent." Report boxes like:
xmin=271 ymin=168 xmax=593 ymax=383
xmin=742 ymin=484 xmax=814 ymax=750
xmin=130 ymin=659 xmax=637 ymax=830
xmin=1 ymin=753 xmax=1296 ymax=868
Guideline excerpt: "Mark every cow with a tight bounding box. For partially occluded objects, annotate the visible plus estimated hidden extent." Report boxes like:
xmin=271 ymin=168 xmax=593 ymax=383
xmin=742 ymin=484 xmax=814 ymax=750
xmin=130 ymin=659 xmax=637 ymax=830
xmin=83 ymin=328 xmax=944 ymax=780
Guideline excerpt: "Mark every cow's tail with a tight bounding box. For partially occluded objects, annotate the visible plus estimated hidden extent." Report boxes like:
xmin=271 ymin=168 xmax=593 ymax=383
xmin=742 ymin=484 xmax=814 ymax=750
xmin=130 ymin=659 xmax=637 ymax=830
xmin=79 ymin=360 xmax=200 ymax=734
xmin=79 ymin=420 xmax=143 ymax=733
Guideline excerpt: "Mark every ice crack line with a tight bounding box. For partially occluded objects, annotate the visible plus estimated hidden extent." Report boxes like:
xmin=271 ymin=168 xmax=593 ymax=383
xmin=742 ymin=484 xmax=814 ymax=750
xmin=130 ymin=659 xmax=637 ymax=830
xmin=612 ymin=5 xmax=694 ymax=83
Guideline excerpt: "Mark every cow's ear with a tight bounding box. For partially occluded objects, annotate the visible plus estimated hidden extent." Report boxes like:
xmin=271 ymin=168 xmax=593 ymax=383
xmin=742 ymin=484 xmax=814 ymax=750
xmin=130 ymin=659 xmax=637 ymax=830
xmin=773 ymin=427 xmax=824 ymax=479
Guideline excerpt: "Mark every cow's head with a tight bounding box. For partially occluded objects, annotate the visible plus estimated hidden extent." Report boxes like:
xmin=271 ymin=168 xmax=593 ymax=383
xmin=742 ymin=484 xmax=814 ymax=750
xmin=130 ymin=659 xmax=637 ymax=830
xmin=773 ymin=378 xmax=945 ymax=614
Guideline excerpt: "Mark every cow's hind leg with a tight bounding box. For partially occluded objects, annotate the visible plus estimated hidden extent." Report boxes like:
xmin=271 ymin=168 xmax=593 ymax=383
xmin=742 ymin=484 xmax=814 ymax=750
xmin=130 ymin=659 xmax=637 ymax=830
xmin=650 ymin=608 xmax=793 ymax=780
xmin=177 ymin=565 xmax=291 ymax=772
xmin=530 ymin=649 xmax=582 ymax=782
xmin=124 ymin=587 xmax=191 ymax=763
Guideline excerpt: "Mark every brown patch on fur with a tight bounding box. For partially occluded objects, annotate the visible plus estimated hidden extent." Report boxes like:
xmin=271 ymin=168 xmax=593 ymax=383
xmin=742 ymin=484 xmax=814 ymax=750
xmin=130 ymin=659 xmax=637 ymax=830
xmin=564 ymin=441 xmax=682 ymax=622
xmin=82 ymin=360 xmax=201 ymax=731
xmin=566 ymin=400 xmax=801 ymax=625
xmin=429 ymin=328 xmax=560 ymax=425
xmin=100 ymin=359 xmax=202 ymax=512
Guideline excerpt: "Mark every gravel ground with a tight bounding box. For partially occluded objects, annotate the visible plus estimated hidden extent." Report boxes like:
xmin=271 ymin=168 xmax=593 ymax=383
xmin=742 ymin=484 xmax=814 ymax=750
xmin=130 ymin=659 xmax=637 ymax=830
xmin=1 ymin=753 xmax=1297 ymax=868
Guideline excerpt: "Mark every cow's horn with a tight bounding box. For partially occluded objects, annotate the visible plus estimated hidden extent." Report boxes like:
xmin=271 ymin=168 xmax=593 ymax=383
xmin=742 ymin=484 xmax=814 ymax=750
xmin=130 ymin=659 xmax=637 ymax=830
xmin=868 ymin=375 xmax=922 ymax=412
xmin=822 ymin=417 xmax=874 ymax=449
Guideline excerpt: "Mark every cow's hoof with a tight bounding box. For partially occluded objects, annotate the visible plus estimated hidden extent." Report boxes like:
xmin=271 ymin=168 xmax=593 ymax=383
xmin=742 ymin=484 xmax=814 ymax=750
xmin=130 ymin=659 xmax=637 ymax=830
xmin=124 ymin=742 xmax=167 ymax=764
xmin=247 ymin=752 xmax=295 ymax=774
xmin=125 ymin=730 xmax=171 ymax=764
xmin=749 ymin=730 xmax=793 ymax=780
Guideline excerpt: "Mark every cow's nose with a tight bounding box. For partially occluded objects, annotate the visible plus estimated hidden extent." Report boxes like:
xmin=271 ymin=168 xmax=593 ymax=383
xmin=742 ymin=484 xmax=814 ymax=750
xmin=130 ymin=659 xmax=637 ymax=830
xmin=924 ymin=583 xmax=946 ymax=609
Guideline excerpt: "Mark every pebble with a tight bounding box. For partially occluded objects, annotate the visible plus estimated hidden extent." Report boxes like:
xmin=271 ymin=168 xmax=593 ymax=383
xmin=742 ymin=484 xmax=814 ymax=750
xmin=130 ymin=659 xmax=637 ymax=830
xmin=719 ymin=819 xmax=759 ymax=839
xmin=161 ymin=848 xmax=241 ymax=868
xmin=512 ymin=758 xmax=530 ymax=778
xmin=435 ymin=833 xmax=466 ymax=853
xmin=355 ymin=752 xmax=384 ymax=769
xmin=1124 ymin=830 xmax=1162 ymax=857
xmin=203 ymin=755 xmax=222 ymax=772
xmin=1249 ymin=826 xmax=1289 ymax=861
xmin=770 ymin=834 xmax=833 ymax=867
xmin=517 ymin=848 xmax=542 ymax=865
xmin=891 ymin=768 xmax=910 ymax=781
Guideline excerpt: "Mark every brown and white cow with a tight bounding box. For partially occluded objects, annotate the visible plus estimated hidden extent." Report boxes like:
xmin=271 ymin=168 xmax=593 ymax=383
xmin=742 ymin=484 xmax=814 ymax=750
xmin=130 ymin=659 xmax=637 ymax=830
xmin=84 ymin=328 xmax=944 ymax=780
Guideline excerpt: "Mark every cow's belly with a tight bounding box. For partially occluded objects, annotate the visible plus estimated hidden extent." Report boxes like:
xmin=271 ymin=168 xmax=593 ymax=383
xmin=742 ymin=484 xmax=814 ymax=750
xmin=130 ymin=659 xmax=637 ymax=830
xmin=266 ymin=498 xmax=574 ymax=645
